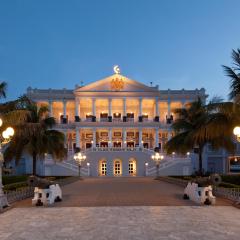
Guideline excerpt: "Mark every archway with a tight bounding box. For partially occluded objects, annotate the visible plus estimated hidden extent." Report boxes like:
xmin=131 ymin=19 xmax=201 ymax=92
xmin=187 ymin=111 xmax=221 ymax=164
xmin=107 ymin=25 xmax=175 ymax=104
xmin=99 ymin=159 xmax=107 ymax=176
xmin=128 ymin=158 xmax=137 ymax=176
xmin=113 ymin=159 xmax=122 ymax=176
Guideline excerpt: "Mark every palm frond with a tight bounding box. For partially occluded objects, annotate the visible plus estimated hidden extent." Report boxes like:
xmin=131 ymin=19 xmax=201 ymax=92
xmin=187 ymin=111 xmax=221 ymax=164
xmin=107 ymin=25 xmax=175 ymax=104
xmin=0 ymin=82 xmax=7 ymax=98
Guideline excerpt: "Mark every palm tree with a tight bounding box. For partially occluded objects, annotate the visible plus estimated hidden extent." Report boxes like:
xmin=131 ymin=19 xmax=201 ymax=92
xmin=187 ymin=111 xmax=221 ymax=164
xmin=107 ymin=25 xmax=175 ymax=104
xmin=165 ymin=98 xmax=235 ymax=175
xmin=223 ymin=48 xmax=240 ymax=102
xmin=4 ymin=102 xmax=66 ymax=175
xmin=0 ymin=82 xmax=7 ymax=98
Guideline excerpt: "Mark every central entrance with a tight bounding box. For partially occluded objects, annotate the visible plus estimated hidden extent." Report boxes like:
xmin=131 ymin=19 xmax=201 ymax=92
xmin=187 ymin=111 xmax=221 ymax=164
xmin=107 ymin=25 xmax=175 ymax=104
xmin=113 ymin=159 xmax=122 ymax=176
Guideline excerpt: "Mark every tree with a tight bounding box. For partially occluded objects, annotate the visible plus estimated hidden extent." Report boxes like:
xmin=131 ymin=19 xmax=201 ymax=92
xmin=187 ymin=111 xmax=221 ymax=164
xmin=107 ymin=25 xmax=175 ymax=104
xmin=223 ymin=48 xmax=240 ymax=102
xmin=4 ymin=102 xmax=66 ymax=175
xmin=165 ymin=98 xmax=235 ymax=175
xmin=0 ymin=82 xmax=7 ymax=99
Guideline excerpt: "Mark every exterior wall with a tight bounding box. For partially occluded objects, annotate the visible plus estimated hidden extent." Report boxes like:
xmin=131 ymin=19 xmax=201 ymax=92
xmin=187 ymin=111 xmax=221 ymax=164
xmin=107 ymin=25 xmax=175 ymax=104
xmin=23 ymin=71 xmax=211 ymax=176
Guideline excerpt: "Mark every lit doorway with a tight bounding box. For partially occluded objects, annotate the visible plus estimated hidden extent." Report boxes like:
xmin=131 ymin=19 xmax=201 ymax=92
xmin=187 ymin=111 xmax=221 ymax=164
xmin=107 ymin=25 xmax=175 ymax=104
xmin=129 ymin=158 xmax=137 ymax=176
xmin=99 ymin=160 xmax=107 ymax=176
xmin=114 ymin=159 xmax=122 ymax=176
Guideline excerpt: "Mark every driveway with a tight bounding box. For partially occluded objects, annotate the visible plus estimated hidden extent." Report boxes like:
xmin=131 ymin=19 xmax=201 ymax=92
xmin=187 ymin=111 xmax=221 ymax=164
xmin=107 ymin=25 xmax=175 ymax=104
xmin=15 ymin=177 xmax=231 ymax=207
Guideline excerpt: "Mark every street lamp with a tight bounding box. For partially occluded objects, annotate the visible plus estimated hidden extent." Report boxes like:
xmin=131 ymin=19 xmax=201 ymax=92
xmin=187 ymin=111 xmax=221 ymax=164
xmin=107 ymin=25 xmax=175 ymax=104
xmin=151 ymin=152 xmax=164 ymax=179
xmin=233 ymin=126 xmax=240 ymax=142
xmin=0 ymin=119 xmax=14 ymax=209
xmin=73 ymin=152 xmax=86 ymax=178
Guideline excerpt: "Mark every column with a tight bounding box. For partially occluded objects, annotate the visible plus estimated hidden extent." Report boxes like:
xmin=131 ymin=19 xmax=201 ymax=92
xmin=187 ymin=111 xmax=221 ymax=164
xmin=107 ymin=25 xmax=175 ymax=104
xmin=108 ymin=98 xmax=112 ymax=116
xmin=63 ymin=130 xmax=67 ymax=149
xmin=139 ymin=97 xmax=142 ymax=116
xmin=167 ymin=99 xmax=171 ymax=118
xmin=181 ymin=99 xmax=186 ymax=108
xmin=139 ymin=128 xmax=143 ymax=147
xmin=92 ymin=128 xmax=96 ymax=147
xmin=109 ymin=128 xmax=112 ymax=147
xmin=75 ymin=98 xmax=80 ymax=117
xmin=63 ymin=100 xmax=67 ymax=118
xmin=123 ymin=97 xmax=126 ymax=116
xmin=155 ymin=128 xmax=159 ymax=148
xmin=48 ymin=100 xmax=53 ymax=117
xmin=123 ymin=128 xmax=126 ymax=147
xmin=92 ymin=98 xmax=96 ymax=116
xmin=167 ymin=129 xmax=171 ymax=141
xmin=76 ymin=128 xmax=80 ymax=150
xmin=155 ymin=97 xmax=159 ymax=116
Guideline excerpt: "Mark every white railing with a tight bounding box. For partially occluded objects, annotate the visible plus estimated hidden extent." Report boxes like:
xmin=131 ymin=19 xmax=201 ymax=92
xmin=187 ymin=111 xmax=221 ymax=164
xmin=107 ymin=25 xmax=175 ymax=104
xmin=146 ymin=158 xmax=191 ymax=176
xmin=213 ymin=186 xmax=240 ymax=203
xmin=56 ymin=161 xmax=89 ymax=176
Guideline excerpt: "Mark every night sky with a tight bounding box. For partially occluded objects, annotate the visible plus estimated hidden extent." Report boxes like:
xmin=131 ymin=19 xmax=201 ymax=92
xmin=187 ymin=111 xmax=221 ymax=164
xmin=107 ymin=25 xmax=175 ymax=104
xmin=0 ymin=0 xmax=239 ymax=101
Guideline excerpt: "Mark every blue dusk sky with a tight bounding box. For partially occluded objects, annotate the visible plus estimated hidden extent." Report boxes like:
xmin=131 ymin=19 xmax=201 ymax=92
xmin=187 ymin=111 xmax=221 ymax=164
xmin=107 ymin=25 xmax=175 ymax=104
xmin=0 ymin=0 xmax=239 ymax=101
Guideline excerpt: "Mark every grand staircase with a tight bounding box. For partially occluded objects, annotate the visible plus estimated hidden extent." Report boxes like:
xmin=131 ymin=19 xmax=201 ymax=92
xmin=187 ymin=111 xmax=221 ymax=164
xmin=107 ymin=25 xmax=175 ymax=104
xmin=44 ymin=147 xmax=192 ymax=176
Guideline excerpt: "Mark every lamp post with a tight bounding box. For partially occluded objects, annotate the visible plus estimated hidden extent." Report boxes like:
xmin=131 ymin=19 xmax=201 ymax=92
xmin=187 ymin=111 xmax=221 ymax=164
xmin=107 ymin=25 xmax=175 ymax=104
xmin=151 ymin=152 xmax=164 ymax=179
xmin=233 ymin=126 xmax=240 ymax=142
xmin=0 ymin=119 xmax=14 ymax=209
xmin=74 ymin=152 xmax=86 ymax=178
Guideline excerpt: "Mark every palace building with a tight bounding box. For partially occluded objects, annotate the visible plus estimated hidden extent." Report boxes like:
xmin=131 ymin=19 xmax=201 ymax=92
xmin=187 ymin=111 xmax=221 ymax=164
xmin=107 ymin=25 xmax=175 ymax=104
xmin=21 ymin=66 xmax=228 ymax=177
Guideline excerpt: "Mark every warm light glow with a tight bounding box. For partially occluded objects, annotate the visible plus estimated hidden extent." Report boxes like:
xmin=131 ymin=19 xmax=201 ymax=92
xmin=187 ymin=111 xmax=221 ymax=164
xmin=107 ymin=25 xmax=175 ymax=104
xmin=144 ymin=113 xmax=148 ymax=116
xmin=235 ymin=158 xmax=238 ymax=162
xmin=87 ymin=162 xmax=90 ymax=166
xmin=59 ymin=112 xmax=62 ymax=116
xmin=6 ymin=127 xmax=14 ymax=137
xmin=0 ymin=118 xmax=2 ymax=127
xmin=172 ymin=152 xmax=175 ymax=155
xmin=233 ymin=126 xmax=240 ymax=136
xmin=86 ymin=113 xmax=91 ymax=116
xmin=187 ymin=152 xmax=190 ymax=156
xmin=2 ymin=130 xmax=8 ymax=139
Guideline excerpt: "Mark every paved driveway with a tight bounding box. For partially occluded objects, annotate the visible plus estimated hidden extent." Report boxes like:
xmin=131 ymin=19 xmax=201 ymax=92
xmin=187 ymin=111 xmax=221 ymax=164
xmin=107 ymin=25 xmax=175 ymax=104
xmin=15 ymin=177 xmax=231 ymax=207
xmin=1 ymin=206 xmax=240 ymax=240
xmin=2 ymin=178 xmax=237 ymax=240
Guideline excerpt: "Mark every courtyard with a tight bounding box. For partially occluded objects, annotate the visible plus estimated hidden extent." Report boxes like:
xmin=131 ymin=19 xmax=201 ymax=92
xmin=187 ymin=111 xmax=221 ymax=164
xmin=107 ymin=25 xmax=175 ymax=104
xmin=1 ymin=178 xmax=239 ymax=240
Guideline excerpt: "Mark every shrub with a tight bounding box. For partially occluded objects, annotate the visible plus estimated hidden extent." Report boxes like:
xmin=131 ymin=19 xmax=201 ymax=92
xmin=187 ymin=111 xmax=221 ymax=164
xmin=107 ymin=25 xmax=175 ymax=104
xmin=221 ymin=175 xmax=240 ymax=186
xmin=2 ymin=176 xmax=28 ymax=185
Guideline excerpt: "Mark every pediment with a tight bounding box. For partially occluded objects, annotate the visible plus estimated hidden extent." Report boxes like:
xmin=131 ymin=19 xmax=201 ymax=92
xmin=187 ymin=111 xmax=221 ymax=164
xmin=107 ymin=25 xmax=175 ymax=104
xmin=75 ymin=74 xmax=158 ymax=93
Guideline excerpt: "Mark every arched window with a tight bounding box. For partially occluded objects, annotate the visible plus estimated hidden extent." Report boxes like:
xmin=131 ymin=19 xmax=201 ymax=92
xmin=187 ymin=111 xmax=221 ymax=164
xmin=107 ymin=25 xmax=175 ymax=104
xmin=129 ymin=158 xmax=137 ymax=176
xmin=114 ymin=159 xmax=122 ymax=176
xmin=99 ymin=159 xmax=107 ymax=176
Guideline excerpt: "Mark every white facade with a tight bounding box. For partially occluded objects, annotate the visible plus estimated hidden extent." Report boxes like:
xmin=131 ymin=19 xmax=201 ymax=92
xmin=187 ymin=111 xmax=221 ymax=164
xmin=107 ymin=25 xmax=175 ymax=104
xmin=26 ymin=68 xmax=208 ymax=177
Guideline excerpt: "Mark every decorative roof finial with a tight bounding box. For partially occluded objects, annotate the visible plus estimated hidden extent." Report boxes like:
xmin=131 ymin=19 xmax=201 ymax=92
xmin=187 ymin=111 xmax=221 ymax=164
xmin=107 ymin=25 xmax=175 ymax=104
xmin=113 ymin=65 xmax=120 ymax=74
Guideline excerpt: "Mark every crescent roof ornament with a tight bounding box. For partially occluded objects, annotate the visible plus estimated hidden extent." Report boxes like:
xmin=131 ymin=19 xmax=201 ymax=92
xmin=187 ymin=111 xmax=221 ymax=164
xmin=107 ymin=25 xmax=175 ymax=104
xmin=113 ymin=65 xmax=120 ymax=74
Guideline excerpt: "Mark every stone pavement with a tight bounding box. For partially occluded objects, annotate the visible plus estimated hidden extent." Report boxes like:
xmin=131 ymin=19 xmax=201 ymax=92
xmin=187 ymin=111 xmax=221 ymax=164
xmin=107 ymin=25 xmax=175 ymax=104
xmin=14 ymin=177 xmax=231 ymax=207
xmin=0 ymin=206 xmax=240 ymax=240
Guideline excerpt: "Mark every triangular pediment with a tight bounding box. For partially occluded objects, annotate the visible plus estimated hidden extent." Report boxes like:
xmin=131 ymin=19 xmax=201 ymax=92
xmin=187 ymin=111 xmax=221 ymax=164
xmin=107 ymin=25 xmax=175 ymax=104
xmin=75 ymin=74 xmax=158 ymax=92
